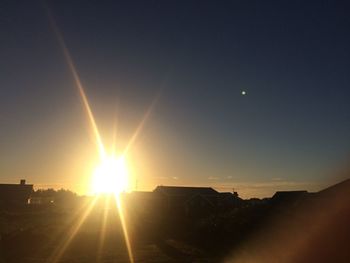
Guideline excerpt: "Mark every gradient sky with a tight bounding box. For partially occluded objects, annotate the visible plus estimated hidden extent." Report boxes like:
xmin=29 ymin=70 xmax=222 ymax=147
xmin=1 ymin=1 xmax=350 ymax=197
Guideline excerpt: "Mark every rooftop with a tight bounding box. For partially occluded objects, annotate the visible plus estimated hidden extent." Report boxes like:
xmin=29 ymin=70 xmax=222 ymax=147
xmin=154 ymin=186 xmax=218 ymax=196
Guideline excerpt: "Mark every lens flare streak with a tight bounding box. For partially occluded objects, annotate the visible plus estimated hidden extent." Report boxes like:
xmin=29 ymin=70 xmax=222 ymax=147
xmin=123 ymin=91 xmax=160 ymax=156
xmin=46 ymin=8 xmax=105 ymax=160
xmin=97 ymin=195 xmax=111 ymax=262
xmin=47 ymin=13 xmax=135 ymax=263
xmin=46 ymin=6 xmax=161 ymax=263
xmin=49 ymin=196 xmax=99 ymax=263
xmin=114 ymin=194 xmax=135 ymax=263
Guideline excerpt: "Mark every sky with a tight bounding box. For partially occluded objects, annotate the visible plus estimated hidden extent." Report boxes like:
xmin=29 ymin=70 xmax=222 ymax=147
xmin=1 ymin=0 xmax=350 ymax=198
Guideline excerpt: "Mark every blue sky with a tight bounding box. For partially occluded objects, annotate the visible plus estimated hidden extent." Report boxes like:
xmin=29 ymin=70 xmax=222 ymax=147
xmin=1 ymin=1 xmax=350 ymax=197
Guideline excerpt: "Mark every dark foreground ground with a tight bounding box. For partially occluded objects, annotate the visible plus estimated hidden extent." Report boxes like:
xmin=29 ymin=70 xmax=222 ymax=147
xmin=1 ymin=183 xmax=350 ymax=263
xmin=0 ymin=197 xmax=214 ymax=263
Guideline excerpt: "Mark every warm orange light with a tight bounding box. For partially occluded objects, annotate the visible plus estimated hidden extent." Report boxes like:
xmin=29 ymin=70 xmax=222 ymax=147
xmin=48 ymin=10 xmax=135 ymax=262
xmin=91 ymin=156 xmax=129 ymax=195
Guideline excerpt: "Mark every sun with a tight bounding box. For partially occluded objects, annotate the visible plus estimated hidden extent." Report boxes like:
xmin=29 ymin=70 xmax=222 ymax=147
xmin=91 ymin=155 xmax=129 ymax=195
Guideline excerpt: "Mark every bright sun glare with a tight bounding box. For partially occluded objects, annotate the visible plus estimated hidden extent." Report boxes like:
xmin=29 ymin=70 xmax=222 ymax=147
xmin=91 ymin=156 xmax=129 ymax=195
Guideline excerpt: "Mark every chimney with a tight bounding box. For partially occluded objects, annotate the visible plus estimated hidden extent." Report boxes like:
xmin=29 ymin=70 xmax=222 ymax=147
xmin=20 ymin=179 xmax=26 ymax=185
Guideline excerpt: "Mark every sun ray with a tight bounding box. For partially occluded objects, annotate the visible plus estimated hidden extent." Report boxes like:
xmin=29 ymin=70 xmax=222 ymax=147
xmin=114 ymin=193 xmax=135 ymax=263
xmin=112 ymin=92 xmax=121 ymax=156
xmin=40 ymin=197 xmax=93 ymax=259
xmin=46 ymin=7 xmax=135 ymax=263
xmin=123 ymin=91 xmax=161 ymax=156
xmin=112 ymin=122 xmax=117 ymax=155
xmin=49 ymin=196 xmax=99 ymax=263
xmin=45 ymin=7 xmax=106 ymax=160
xmin=97 ymin=195 xmax=111 ymax=262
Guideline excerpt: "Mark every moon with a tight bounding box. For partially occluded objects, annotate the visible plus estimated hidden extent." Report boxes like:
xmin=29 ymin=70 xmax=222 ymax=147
xmin=241 ymin=90 xmax=247 ymax=95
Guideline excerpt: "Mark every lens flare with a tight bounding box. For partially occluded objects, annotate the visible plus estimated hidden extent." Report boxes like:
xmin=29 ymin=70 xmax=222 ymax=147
xmin=45 ymin=5 xmax=162 ymax=262
xmin=46 ymin=8 xmax=135 ymax=262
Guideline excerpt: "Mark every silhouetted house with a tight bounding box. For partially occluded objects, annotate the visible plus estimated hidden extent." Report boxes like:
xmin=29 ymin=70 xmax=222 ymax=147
xmin=0 ymin=180 xmax=33 ymax=206
xmin=185 ymin=193 xmax=216 ymax=217
xmin=317 ymin=178 xmax=350 ymax=197
xmin=153 ymin=186 xmax=218 ymax=217
xmin=153 ymin=186 xmax=242 ymax=217
xmin=244 ymin=197 xmax=268 ymax=207
xmin=154 ymin=186 xmax=218 ymax=196
xmin=124 ymin=191 xmax=164 ymax=217
xmin=310 ymin=178 xmax=350 ymax=206
xmin=271 ymin=190 xmax=308 ymax=206
xmin=217 ymin=192 xmax=243 ymax=207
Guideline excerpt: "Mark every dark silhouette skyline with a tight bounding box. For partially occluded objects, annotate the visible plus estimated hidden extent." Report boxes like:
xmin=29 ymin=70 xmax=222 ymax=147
xmin=0 ymin=177 xmax=350 ymax=262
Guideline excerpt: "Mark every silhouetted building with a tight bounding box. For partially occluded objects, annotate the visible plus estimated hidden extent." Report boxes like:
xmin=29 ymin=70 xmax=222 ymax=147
xmin=153 ymin=186 xmax=242 ymax=217
xmin=154 ymin=186 xmax=218 ymax=196
xmin=153 ymin=186 xmax=216 ymax=217
xmin=308 ymin=178 xmax=350 ymax=207
xmin=0 ymin=179 xmax=33 ymax=206
xmin=124 ymin=191 xmax=164 ymax=216
xmin=271 ymin=190 xmax=308 ymax=206
xmin=317 ymin=178 xmax=350 ymax=197
xmin=184 ymin=193 xmax=216 ymax=216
